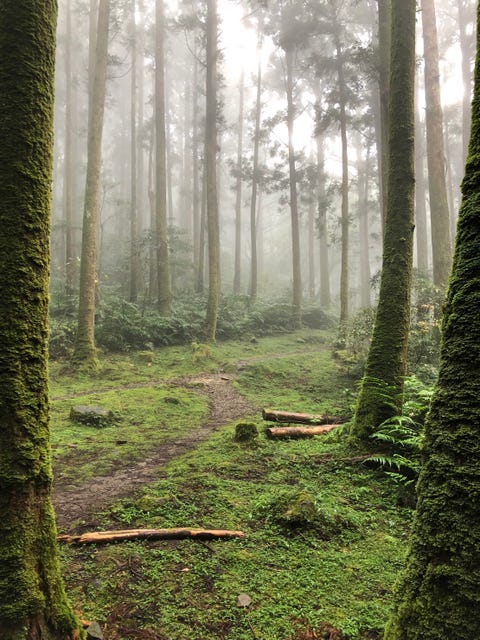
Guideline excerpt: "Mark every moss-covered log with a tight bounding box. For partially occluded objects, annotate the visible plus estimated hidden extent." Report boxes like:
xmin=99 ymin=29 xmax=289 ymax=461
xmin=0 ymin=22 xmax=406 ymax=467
xmin=352 ymin=0 xmax=416 ymax=440
xmin=384 ymin=5 xmax=480 ymax=638
xmin=0 ymin=3 xmax=82 ymax=639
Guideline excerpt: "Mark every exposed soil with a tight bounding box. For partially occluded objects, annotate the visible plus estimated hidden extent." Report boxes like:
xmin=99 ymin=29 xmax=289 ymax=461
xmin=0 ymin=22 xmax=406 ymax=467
xmin=53 ymin=373 xmax=256 ymax=532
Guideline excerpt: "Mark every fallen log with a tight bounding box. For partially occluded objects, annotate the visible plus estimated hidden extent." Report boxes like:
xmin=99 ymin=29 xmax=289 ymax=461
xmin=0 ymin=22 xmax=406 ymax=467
xmin=262 ymin=409 xmax=340 ymax=425
xmin=58 ymin=527 xmax=245 ymax=545
xmin=265 ymin=424 xmax=340 ymax=439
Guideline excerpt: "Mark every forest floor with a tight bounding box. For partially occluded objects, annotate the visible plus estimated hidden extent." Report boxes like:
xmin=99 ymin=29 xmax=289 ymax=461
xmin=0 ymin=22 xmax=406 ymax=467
xmin=51 ymin=329 xmax=412 ymax=640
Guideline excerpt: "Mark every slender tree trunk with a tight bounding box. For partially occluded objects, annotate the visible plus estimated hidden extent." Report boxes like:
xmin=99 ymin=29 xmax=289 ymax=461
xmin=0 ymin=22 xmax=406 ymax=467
xmin=415 ymin=81 xmax=429 ymax=277
xmin=233 ymin=70 xmax=244 ymax=295
xmin=308 ymin=190 xmax=315 ymax=301
xmin=250 ymin=28 xmax=262 ymax=303
xmin=192 ymin=48 xmax=201 ymax=286
xmin=316 ymin=132 xmax=331 ymax=307
xmin=130 ymin=0 xmax=139 ymax=302
xmin=155 ymin=0 xmax=172 ymax=315
xmin=64 ymin=0 xmax=76 ymax=297
xmin=385 ymin=7 xmax=480 ymax=637
xmin=204 ymin=0 xmax=221 ymax=340
xmin=334 ymin=29 xmax=350 ymax=325
xmin=353 ymin=0 xmax=416 ymax=439
xmin=457 ymin=0 xmax=473 ymax=166
xmin=73 ymin=0 xmax=110 ymax=366
xmin=421 ymin=0 xmax=452 ymax=288
xmin=444 ymin=116 xmax=458 ymax=243
xmin=357 ymin=140 xmax=371 ymax=309
xmin=0 ymin=3 xmax=81 ymax=637
xmin=137 ymin=0 xmax=146 ymax=237
xmin=196 ymin=167 xmax=206 ymax=294
xmin=377 ymin=0 xmax=390 ymax=233
xmin=285 ymin=46 xmax=302 ymax=327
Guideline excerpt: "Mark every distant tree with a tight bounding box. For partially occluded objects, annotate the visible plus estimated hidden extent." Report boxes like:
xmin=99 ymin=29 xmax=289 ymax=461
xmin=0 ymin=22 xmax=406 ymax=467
xmin=377 ymin=0 xmax=390 ymax=231
xmin=233 ymin=68 xmax=245 ymax=295
xmin=0 ymin=2 xmax=81 ymax=637
xmin=130 ymin=0 xmax=140 ymax=303
xmin=421 ymin=0 xmax=452 ymax=288
xmin=385 ymin=5 xmax=480 ymax=637
xmin=73 ymin=0 xmax=110 ymax=367
xmin=155 ymin=0 xmax=172 ymax=315
xmin=204 ymin=0 xmax=221 ymax=341
xmin=353 ymin=0 xmax=416 ymax=439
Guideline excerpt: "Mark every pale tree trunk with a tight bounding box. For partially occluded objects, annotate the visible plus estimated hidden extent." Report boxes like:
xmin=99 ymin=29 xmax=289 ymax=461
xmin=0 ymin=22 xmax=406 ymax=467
xmin=64 ymin=0 xmax=77 ymax=296
xmin=421 ymin=0 xmax=452 ymax=288
xmin=233 ymin=69 xmax=244 ymax=295
xmin=204 ymin=0 xmax=221 ymax=341
xmin=307 ymin=191 xmax=315 ymax=301
xmin=155 ymin=0 xmax=172 ymax=315
xmin=457 ymin=0 xmax=474 ymax=166
xmin=285 ymin=45 xmax=302 ymax=327
xmin=192 ymin=48 xmax=201 ymax=287
xmin=415 ymin=80 xmax=429 ymax=277
xmin=377 ymin=0 xmax=390 ymax=233
xmin=357 ymin=138 xmax=371 ymax=309
xmin=196 ymin=168 xmax=206 ymax=294
xmin=316 ymin=132 xmax=331 ymax=307
xmin=137 ymin=0 xmax=146 ymax=236
xmin=250 ymin=38 xmax=262 ymax=302
xmin=74 ymin=0 xmax=110 ymax=366
xmin=0 ymin=3 xmax=82 ymax=637
xmin=333 ymin=28 xmax=350 ymax=325
xmin=130 ymin=0 xmax=139 ymax=302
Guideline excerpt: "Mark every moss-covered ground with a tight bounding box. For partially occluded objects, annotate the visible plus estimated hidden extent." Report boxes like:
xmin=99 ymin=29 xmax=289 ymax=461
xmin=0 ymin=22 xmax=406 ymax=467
xmin=52 ymin=329 xmax=412 ymax=639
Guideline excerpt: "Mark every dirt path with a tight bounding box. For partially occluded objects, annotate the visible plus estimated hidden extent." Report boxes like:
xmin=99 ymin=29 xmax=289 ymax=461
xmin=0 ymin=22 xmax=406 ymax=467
xmin=53 ymin=374 xmax=256 ymax=532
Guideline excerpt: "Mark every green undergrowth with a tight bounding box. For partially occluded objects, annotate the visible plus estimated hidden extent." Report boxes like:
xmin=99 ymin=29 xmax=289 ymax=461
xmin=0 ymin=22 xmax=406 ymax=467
xmin=52 ymin=328 xmax=411 ymax=638
xmin=51 ymin=386 xmax=208 ymax=483
xmin=60 ymin=430 xmax=412 ymax=639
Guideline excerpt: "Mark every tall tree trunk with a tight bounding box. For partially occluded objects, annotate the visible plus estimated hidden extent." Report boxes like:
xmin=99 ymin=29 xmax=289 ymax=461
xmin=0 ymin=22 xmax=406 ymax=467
xmin=196 ymin=167 xmax=206 ymax=294
xmin=333 ymin=29 xmax=350 ymax=325
xmin=73 ymin=0 xmax=110 ymax=366
xmin=385 ymin=6 xmax=480 ymax=637
xmin=415 ymin=81 xmax=429 ymax=277
xmin=285 ymin=46 xmax=302 ymax=327
xmin=192 ymin=48 xmax=201 ymax=287
xmin=233 ymin=70 xmax=244 ymax=295
xmin=130 ymin=0 xmax=139 ymax=302
xmin=0 ymin=2 xmax=81 ymax=637
xmin=307 ymin=190 xmax=315 ymax=301
xmin=155 ymin=0 xmax=172 ymax=315
xmin=353 ymin=0 xmax=416 ymax=439
xmin=137 ymin=0 xmax=146 ymax=237
xmin=64 ymin=0 xmax=77 ymax=297
xmin=357 ymin=140 xmax=371 ymax=309
xmin=377 ymin=0 xmax=390 ymax=233
xmin=204 ymin=0 xmax=221 ymax=341
xmin=250 ymin=22 xmax=263 ymax=303
xmin=316 ymin=132 xmax=331 ymax=307
xmin=421 ymin=0 xmax=452 ymax=288
xmin=457 ymin=0 xmax=474 ymax=166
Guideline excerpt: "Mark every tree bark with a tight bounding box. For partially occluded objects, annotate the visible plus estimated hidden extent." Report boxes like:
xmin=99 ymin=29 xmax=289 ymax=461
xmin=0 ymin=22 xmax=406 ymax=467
xmin=130 ymin=0 xmax=139 ymax=303
xmin=155 ymin=0 xmax=172 ymax=315
xmin=250 ymin=26 xmax=263 ymax=303
xmin=0 ymin=3 xmax=81 ymax=637
xmin=285 ymin=45 xmax=302 ymax=327
xmin=353 ymin=0 xmax=416 ymax=439
xmin=204 ymin=0 xmax=221 ymax=341
xmin=385 ymin=6 xmax=480 ymax=636
xmin=421 ymin=0 xmax=452 ymax=288
xmin=357 ymin=139 xmax=371 ymax=309
xmin=73 ymin=0 xmax=110 ymax=367
xmin=316 ymin=131 xmax=331 ymax=307
xmin=377 ymin=0 xmax=390 ymax=233
xmin=233 ymin=69 xmax=245 ymax=295
xmin=414 ymin=81 xmax=429 ymax=277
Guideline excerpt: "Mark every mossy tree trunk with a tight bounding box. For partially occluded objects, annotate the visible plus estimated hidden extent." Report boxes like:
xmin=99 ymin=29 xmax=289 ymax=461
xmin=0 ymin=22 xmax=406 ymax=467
xmin=352 ymin=0 xmax=415 ymax=440
xmin=385 ymin=5 xmax=480 ymax=637
xmin=204 ymin=0 xmax=221 ymax=341
xmin=0 ymin=2 xmax=81 ymax=638
xmin=73 ymin=0 xmax=110 ymax=367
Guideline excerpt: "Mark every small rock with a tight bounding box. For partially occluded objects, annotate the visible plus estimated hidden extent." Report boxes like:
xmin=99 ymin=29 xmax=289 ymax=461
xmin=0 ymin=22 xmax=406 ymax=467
xmin=237 ymin=593 xmax=252 ymax=608
xmin=86 ymin=621 xmax=104 ymax=640
xmin=70 ymin=405 xmax=114 ymax=428
xmin=164 ymin=397 xmax=180 ymax=404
